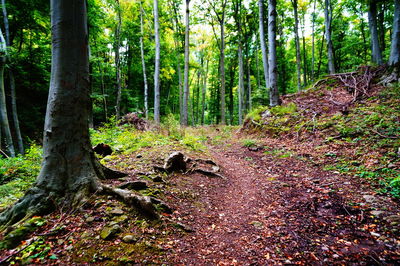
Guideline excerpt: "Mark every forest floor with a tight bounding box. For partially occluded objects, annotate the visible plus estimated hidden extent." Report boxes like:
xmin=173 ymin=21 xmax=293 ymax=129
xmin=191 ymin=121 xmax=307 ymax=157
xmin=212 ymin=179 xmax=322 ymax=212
xmin=1 ymin=127 xmax=399 ymax=265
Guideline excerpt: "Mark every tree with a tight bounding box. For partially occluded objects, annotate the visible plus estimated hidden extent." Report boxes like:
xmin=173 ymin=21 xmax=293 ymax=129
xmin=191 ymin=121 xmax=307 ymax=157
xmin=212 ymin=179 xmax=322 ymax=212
xmin=0 ymin=28 xmax=14 ymax=157
xmin=368 ymin=0 xmax=383 ymax=65
xmin=324 ymin=0 xmax=335 ymax=74
xmin=389 ymin=0 xmax=400 ymax=66
xmin=182 ymin=0 xmax=190 ymax=126
xmin=268 ymin=0 xmax=279 ymax=106
xmin=115 ymin=0 xmax=122 ymax=120
xmin=234 ymin=0 xmax=245 ymax=124
xmin=2 ymin=0 xmax=23 ymax=154
xmin=0 ymin=0 xmax=155 ymax=226
xmin=292 ymin=0 xmax=302 ymax=91
xmin=258 ymin=0 xmax=269 ymax=89
xmin=139 ymin=1 xmax=149 ymax=119
xmin=154 ymin=0 xmax=161 ymax=124
xmin=208 ymin=0 xmax=227 ymax=125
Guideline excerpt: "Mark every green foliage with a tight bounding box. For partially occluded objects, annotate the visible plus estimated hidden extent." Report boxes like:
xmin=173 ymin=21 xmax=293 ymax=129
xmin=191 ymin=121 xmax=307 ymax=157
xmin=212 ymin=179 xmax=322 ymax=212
xmin=245 ymin=106 xmax=269 ymax=122
xmin=270 ymin=103 xmax=297 ymax=116
xmin=0 ymin=145 xmax=42 ymax=208
xmin=242 ymin=139 xmax=258 ymax=148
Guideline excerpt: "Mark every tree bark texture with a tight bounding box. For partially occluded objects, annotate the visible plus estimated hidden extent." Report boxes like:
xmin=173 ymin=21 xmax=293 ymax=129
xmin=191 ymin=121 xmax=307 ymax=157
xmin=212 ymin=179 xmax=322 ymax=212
xmin=182 ymin=0 xmax=190 ymax=126
xmin=324 ymin=0 xmax=336 ymax=74
xmin=115 ymin=0 xmax=122 ymax=120
xmin=140 ymin=1 xmax=149 ymax=119
xmin=368 ymin=0 xmax=383 ymax=65
xmin=258 ymin=0 xmax=269 ymax=89
xmin=268 ymin=0 xmax=279 ymax=107
xmin=219 ymin=6 xmax=226 ymax=125
xmin=154 ymin=0 xmax=161 ymax=124
xmin=292 ymin=0 xmax=302 ymax=91
xmin=389 ymin=0 xmax=400 ymax=66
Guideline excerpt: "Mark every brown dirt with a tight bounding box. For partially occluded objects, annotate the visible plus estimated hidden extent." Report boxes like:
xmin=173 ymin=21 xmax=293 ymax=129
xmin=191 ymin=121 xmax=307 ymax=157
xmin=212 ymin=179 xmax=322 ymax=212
xmin=163 ymin=140 xmax=400 ymax=265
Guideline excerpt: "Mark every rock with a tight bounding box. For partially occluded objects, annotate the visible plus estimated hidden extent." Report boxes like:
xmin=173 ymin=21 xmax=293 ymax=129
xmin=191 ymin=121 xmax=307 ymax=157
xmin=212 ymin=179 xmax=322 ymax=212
xmin=261 ymin=109 xmax=271 ymax=119
xmin=370 ymin=211 xmax=385 ymax=217
xmin=85 ymin=217 xmax=95 ymax=223
xmin=122 ymin=235 xmax=137 ymax=243
xmin=164 ymin=152 xmax=186 ymax=173
xmin=100 ymin=225 xmax=121 ymax=240
xmin=136 ymin=154 xmax=143 ymax=158
xmin=109 ymin=208 xmax=124 ymax=216
xmin=363 ymin=195 xmax=377 ymax=203
xmin=93 ymin=143 xmax=113 ymax=157
xmin=119 ymin=181 xmax=149 ymax=191
xmin=175 ymin=222 xmax=194 ymax=232
xmin=113 ymin=215 xmax=129 ymax=224
xmin=118 ymin=113 xmax=149 ymax=131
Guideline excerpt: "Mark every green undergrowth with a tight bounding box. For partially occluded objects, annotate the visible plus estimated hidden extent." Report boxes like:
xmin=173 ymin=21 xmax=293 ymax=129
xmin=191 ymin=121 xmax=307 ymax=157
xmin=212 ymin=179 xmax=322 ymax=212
xmin=246 ymin=83 xmax=400 ymax=198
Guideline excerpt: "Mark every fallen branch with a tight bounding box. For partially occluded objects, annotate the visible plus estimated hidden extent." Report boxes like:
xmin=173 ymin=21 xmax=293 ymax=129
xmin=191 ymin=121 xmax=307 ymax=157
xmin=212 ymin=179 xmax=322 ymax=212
xmin=0 ymin=149 xmax=9 ymax=158
xmin=371 ymin=129 xmax=400 ymax=139
xmin=194 ymin=168 xmax=225 ymax=179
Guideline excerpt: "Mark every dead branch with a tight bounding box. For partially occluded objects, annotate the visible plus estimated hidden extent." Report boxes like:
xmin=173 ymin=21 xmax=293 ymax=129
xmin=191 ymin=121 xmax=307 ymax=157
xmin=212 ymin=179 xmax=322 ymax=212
xmin=371 ymin=129 xmax=400 ymax=139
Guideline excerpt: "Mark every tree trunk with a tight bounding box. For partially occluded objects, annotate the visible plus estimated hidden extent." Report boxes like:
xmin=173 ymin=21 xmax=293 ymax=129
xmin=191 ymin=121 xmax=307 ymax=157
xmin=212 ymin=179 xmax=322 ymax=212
xmin=268 ymin=0 xmax=279 ymax=106
xmin=140 ymin=1 xmax=149 ymax=119
xmin=258 ymin=0 xmax=269 ymax=89
xmin=292 ymin=0 xmax=302 ymax=91
xmin=115 ymin=0 xmax=122 ymax=120
xmin=389 ymin=0 xmax=400 ymax=66
xmin=234 ymin=0 xmax=245 ymax=124
xmin=324 ymin=0 xmax=335 ymax=74
xmin=154 ymin=0 xmax=161 ymax=124
xmin=247 ymin=58 xmax=252 ymax=112
xmin=219 ymin=14 xmax=226 ymax=125
xmin=201 ymin=60 xmax=208 ymax=125
xmin=368 ymin=0 xmax=383 ymax=65
xmin=311 ymin=0 xmax=316 ymax=82
xmin=182 ymin=0 xmax=190 ymax=126
xmin=2 ymin=0 xmax=23 ymax=154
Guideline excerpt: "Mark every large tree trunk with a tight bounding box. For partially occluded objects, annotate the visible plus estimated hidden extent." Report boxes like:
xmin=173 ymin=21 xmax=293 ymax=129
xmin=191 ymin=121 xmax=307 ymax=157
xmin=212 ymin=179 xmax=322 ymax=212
xmin=268 ymin=0 xmax=279 ymax=106
xmin=368 ymin=0 xmax=383 ymax=65
xmin=324 ymin=0 xmax=335 ymax=74
xmin=154 ymin=0 xmax=161 ymax=124
xmin=234 ymin=0 xmax=245 ymax=124
xmin=292 ymin=0 xmax=302 ymax=91
xmin=182 ymin=0 xmax=190 ymax=126
xmin=389 ymin=0 xmax=400 ymax=66
xmin=140 ymin=1 xmax=149 ymax=119
xmin=115 ymin=0 xmax=122 ymax=120
xmin=201 ymin=60 xmax=208 ymax=125
xmin=311 ymin=0 xmax=316 ymax=82
xmin=258 ymin=0 xmax=269 ymax=89
xmin=219 ymin=13 xmax=226 ymax=125
xmin=2 ymin=0 xmax=23 ymax=155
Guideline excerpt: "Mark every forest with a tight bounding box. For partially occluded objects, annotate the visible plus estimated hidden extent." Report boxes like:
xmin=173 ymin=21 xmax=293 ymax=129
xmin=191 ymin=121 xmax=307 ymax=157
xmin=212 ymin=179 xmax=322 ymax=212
xmin=0 ymin=0 xmax=400 ymax=264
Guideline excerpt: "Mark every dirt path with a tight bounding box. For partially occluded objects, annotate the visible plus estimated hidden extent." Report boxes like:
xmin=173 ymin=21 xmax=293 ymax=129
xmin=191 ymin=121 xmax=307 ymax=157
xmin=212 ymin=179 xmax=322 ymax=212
xmin=165 ymin=141 xmax=400 ymax=264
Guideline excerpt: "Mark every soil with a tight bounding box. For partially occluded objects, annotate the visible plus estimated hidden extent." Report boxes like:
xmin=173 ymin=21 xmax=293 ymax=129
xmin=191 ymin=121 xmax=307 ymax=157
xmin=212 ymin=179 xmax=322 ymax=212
xmin=163 ymin=139 xmax=400 ymax=264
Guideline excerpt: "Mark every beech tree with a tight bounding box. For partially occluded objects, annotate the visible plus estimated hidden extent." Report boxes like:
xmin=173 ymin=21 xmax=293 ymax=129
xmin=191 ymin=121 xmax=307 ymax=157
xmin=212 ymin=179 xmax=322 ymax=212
xmin=368 ymin=0 xmax=383 ymax=65
xmin=154 ymin=0 xmax=161 ymax=124
xmin=389 ymin=0 xmax=400 ymax=66
xmin=115 ymin=0 xmax=122 ymax=120
xmin=292 ymin=0 xmax=302 ymax=91
xmin=268 ymin=0 xmax=279 ymax=106
xmin=182 ymin=0 xmax=190 ymax=126
xmin=258 ymin=0 xmax=269 ymax=89
xmin=324 ymin=0 xmax=335 ymax=74
xmin=139 ymin=1 xmax=149 ymax=119
xmin=0 ymin=0 xmax=156 ymax=226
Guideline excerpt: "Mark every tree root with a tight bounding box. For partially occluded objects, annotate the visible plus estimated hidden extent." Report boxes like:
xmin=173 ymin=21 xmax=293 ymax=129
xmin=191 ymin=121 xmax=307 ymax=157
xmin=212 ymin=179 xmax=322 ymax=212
xmin=100 ymin=184 xmax=159 ymax=219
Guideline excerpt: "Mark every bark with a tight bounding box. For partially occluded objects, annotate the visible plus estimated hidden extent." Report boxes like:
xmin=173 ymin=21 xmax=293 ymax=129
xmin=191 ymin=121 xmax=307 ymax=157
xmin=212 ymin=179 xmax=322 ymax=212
xmin=268 ymin=0 xmax=279 ymax=106
xmin=258 ymin=0 xmax=269 ymax=89
xmin=324 ymin=0 xmax=335 ymax=74
xmin=140 ymin=1 xmax=149 ymax=119
xmin=154 ymin=0 xmax=161 ymax=124
xmin=201 ymin=60 xmax=209 ymax=125
xmin=219 ymin=5 xmax=226 ymax=125
xmin=389 ymin=0 xmax=400 ymax=66
xmin=2 ymin=0 xmax=23 ymax=154
xmin=292 ymin=0 xmax=302 ymax=91
xmin=115 ymin=0 xmax=122 ymax=120
xmin=247 ymin=58 xmax=252 ymax=112
xmin=182 ymin=0 xmax=190 ymax=126
xmin=311 ymin=0 xmax=316 ymax=82
xmin=368 ymin=0 xmax=383 ymax=65
xmin=234 ymin=0 xmax=245 ymax=124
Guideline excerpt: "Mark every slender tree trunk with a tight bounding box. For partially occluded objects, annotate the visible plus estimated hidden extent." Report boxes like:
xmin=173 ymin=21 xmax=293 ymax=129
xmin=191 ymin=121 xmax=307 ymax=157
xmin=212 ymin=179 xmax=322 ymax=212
xmin=182 ymin=0 xmax=190 ymax=126
xmin=247 ymin=57 xmax=252 ymax=111
xmin=154 ymin=0 xmax=161 ymax=124
xmin=302 ymin=28 xmax=308 ymax=86
xmin=140 ymin=2 xmax=149 ymax=119
xmin=368 ymin=0 xmax=383 ymax=65
xmin=0 ymin=58 xmax=15 ymax=157
xmin=389 ymin=0 xmax=400 ymax=66
xmin=228 ymin=62 xmax=234 ymax=125
xmin=311 ymin=0 xmax=316 ymax=82
xmin=317 ymin=33 xmax=325 ymax=77
xmin=360 ymin=16 xmax=368 ymax=64
xmin=115 ymin=0 xmax=122 ymax=120
xmin=258 ymin=0 xmax=269 ymax=89
xmin=292 ymin=0 xmax=302 ymax=91
xmin=220 ymin=14 xmax=226 ymax=125
xmin=2 ymin=0 xmax=23 ymax=154
xmin=234 ymin=0 xmax=245 ymax=124
xmin=256 ymin=43 xmax=261 ymax=91
xmin=325 ymin=0 xmax=335 ymax=74
xmin=201 ymin=60 xmax=208 ymax=125
xmin=268 ymin=0 xmax=279 ymax=106
xmin=378 ymin=2 xmax=386 ymax=52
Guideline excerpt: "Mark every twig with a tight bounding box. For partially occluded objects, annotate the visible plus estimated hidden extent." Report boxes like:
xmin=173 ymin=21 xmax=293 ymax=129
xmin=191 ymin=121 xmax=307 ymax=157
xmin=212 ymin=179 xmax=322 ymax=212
xmin=0 ymin=237 xmax=38 ymax=264
xmin=0 ymin=149 xmax=9 ymax=158
xmin=371 ymin=129 xmax=400 ymax=139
